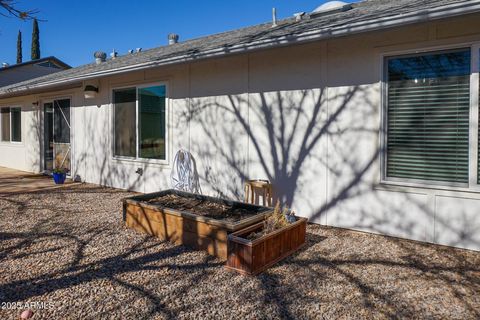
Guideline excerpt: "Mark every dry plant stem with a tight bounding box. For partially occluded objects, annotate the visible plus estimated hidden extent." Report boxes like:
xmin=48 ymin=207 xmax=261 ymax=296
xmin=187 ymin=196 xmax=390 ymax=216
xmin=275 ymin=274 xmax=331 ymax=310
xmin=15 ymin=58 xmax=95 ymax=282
xmin=247 ymin=201 xmax=295 ymax=240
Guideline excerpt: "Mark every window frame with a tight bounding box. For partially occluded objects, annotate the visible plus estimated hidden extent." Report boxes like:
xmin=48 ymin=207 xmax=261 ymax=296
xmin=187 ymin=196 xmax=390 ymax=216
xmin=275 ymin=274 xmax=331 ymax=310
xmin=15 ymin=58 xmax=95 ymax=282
xmin=469 ymin=43 xmax=480 ymax=190
xmin=0 ymin=106 xmax=22 ymax=144
xmin=111 ymin=82 xmax=169 ymax=165
xmin=380 ymin=44 xmax=480 ymax=191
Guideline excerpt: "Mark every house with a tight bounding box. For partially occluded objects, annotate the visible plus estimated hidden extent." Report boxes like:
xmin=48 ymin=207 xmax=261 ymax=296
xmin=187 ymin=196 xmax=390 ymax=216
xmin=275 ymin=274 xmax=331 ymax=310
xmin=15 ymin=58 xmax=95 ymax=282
xmin=0 ymin=56 xmax=70 ymax=87
xmin=0 ymin=0 xmax=480 ymax=251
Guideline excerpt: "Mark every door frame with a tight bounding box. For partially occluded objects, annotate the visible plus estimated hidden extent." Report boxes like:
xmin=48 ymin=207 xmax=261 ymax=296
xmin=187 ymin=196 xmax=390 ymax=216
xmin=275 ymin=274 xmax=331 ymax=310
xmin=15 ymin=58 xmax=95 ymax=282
xmin=41 ymin=96 xmax=73 ymax=176
xmin=42 ymin=101 xmax=53 ymax=173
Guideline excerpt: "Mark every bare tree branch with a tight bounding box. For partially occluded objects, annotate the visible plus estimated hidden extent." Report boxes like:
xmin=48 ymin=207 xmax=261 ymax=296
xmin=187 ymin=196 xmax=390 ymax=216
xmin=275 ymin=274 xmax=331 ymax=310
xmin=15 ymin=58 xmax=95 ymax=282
xmin=0 ymin=0 xmax=38 ymax=20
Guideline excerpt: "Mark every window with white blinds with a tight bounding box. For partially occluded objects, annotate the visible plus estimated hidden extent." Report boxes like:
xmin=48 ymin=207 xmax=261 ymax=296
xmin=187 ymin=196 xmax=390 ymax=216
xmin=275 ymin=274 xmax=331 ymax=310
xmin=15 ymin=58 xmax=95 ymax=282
xmin=385 ymin=49 xmax=471 ymax=184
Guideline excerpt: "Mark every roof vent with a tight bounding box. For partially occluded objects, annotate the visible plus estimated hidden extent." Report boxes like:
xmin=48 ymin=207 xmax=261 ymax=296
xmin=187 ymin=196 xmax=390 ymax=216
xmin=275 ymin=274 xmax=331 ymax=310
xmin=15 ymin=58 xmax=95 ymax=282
xmin=168 ymin=33 xmax=179 ymax=45
xmin=293 ymin=12 xmax=306 ymax=21
xmin=311 ymin=1 xmax=352 ymax=17
xmin=94 ymin=51 xmax=107 ymax=64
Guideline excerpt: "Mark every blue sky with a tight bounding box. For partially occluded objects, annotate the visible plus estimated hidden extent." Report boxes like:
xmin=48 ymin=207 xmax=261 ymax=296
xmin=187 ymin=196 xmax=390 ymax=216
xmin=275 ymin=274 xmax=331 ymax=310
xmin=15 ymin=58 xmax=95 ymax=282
xmin=0 ymin=1 xmax=357 ymax=67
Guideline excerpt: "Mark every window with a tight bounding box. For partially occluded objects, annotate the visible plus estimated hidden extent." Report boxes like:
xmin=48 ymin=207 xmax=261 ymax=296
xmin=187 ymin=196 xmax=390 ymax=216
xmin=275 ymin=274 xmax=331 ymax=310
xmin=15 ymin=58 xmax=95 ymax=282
xmin=1 ymin=107 xmax=21 ymax=142
xmin=114 ymin=88 xmax=136 ymax=157
xmin=1 ymin=108 xmax=10 ymax=141
xmin=385 ymin=49 xmax=471 ymax=184
xmin=11 ymin=108 xmax=21 ymax=142
xmin=139 ymin=86 xmax=166 ymax=159
xmin=37 ymin=61 xmax=61 ymax=69
xmin=113 ymin=84 xmax=167 ymax=160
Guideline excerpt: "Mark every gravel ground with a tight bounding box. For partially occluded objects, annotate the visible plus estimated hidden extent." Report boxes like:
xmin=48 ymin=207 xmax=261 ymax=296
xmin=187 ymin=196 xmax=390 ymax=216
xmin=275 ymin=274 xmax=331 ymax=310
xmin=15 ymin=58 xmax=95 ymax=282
xmin=0 ymin=183 xmax=479 ymax=319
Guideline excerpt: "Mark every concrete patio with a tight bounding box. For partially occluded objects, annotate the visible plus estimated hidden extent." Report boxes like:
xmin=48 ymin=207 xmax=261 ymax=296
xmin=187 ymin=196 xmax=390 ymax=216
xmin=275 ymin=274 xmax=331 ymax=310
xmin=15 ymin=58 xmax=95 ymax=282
xmin=0 ymin=167 xmax=75 ymax=194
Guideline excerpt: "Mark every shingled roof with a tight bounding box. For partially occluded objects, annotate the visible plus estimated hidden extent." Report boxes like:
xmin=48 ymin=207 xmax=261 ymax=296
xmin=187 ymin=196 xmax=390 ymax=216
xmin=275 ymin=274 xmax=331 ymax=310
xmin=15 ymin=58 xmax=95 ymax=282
xmin=0 ymin=0 xmax=478 ymax=98
xmin=0 ymin=56 xmax=70 ymax=72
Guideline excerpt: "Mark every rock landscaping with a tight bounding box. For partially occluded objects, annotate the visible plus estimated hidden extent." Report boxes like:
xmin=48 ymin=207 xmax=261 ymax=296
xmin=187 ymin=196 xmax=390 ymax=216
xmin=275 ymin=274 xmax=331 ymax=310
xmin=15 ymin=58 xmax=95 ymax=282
xmin=1 ymin=183 xmax=479 ymax=319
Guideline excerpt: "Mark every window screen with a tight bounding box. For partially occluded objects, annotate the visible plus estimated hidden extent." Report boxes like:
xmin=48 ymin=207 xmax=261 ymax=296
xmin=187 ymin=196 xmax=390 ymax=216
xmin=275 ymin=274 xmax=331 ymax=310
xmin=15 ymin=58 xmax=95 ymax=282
xmin=114 ymin=88 xmax=136 ymax=157
xmin=53 ymin=99 xmax=70 ymax=143
xmin=139 ymin=85 xmax=166 ymax=159
xmin=11 ymin=107 xmax=21 ymax=142
xmin=1 ymin=107 xmax=10 ymax=142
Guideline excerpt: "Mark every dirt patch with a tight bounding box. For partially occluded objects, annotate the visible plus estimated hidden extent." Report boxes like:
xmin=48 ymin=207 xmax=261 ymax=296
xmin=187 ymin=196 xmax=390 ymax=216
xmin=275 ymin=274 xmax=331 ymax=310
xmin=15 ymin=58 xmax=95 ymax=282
xmin=146 ymin=194 xmax=257 ymax=222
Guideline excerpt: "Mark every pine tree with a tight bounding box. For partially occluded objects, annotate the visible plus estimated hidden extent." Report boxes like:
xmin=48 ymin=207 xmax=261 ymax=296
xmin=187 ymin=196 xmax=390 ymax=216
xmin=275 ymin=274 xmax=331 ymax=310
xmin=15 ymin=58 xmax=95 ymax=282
xmin=16 ymin=30 xmax=22 ymax=64
xmin=31 ymin=18 xmax=40 ymax=60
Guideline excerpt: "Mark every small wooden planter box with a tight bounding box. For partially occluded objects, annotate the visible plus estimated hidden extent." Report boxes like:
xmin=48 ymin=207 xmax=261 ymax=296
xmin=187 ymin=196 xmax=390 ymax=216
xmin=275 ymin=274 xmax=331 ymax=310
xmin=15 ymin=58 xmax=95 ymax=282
xmin=226 ymin=217 xmax=307 ymax=275
xmin=123 ymin=190 xmax=272 ymax=260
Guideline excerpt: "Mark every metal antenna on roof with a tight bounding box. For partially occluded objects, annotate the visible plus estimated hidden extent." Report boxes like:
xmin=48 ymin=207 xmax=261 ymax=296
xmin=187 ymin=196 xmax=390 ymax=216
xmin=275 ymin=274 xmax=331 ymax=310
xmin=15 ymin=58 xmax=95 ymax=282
xmin=272 ymin=8 xmax=277 ymax=27
xmin=110 ymin=49 xmax=118 ymax=59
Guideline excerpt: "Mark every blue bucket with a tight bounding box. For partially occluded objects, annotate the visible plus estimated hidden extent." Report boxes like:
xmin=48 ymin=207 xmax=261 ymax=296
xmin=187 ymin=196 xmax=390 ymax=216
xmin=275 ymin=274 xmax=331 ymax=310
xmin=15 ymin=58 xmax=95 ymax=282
xmin=53 ymin=172 xmax=66 ymax=184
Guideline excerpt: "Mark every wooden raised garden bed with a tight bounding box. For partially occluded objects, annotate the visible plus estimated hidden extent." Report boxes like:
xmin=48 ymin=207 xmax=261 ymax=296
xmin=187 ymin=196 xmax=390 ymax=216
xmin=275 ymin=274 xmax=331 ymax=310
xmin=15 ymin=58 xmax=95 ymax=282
xmin=225 ymin=217 xmax=307 ymax=275
xmin=123 ymin=189 xmax=272 ymax=260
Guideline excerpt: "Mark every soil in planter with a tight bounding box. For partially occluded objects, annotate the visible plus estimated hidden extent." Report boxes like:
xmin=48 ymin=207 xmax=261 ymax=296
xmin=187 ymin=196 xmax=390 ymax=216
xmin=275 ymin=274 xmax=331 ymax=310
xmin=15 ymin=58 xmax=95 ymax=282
xmin=245 ymin=223 xmax=289 ymax=241
xmin=246 ymin=230 xmax=264 ymax=241
xmin=146 ymin=194 xmax=257 ymax=222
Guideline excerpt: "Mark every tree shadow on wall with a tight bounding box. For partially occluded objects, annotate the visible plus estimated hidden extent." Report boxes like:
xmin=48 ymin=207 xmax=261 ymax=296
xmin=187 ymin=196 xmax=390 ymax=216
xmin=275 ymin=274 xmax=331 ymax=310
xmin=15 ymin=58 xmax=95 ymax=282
xmin=186 ymin=86 xmax=377 ymax=213
xmin=184 ymin=84 xmax=480 ymax=249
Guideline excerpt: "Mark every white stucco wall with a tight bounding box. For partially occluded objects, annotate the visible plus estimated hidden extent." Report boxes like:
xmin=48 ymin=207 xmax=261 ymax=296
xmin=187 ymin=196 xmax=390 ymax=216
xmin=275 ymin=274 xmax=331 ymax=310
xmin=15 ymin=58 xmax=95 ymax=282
xmin=2 ymin=14 xmax=480 ymax=250
xmin=0 ymin=101 xmax=41 ymax=172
